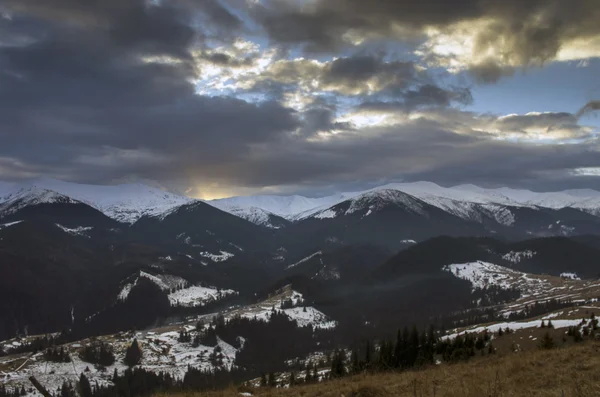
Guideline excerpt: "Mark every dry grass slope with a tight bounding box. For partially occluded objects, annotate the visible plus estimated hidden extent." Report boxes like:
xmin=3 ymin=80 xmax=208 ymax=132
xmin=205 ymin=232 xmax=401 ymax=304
xmin=161 ymin=342 xmax=600 ymax=397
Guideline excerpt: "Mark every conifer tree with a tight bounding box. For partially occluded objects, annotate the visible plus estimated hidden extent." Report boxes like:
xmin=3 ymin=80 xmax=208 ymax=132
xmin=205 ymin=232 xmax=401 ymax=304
xmin=539 ymin=332 xmax=554 ymax=349
xmin=364 ymin=340 xmax=372 ymax=370
xmin=330 ymin=349 xmax=346 ymax=378
xmin=350 ymin=348 xmax=360 ymax=374
xmin=260 ymin=373 xmax=267 ymax=387
xmin=78 ymin=374 xmax=92 ymax=397
xmin=268 ymin=372 xmax=276 ymax=387
xmin=547 ymin=320 xmax=554 ymax=329
xmin=124 ymin=339 xmax=142 ymax=367
xmin=408 ymin=325 xmax=420 ymax=367
xmin=289 ymin=372 xmax=296 ymax=387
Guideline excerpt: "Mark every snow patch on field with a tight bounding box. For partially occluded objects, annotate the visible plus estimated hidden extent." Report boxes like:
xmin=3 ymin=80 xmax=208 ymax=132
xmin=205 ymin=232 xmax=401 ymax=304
xmin=199 ymin=251 xmax=234 ymax=262
xmin=168 ymin=286 xmax=237 ymax=307
xmin=0 ymin=220 xmax=22 ymax=229
xmin=561 ymin=272 xmax=581 ymax=280
xmin=118 ymin=271 xmax=188 ymax=300
xmin=443 ymin=261 xmax=550 ymax=297
xmin=444 ymin=318 xmax=585 ymax=340
xmin=286 ymin=251 xmax=322 ymax=270
xmin=282 ymin=307 xmax=337 ymax=329
xmin=502 ymin=250 xmax=536 ymax=263
xmin=55 ymin=224 xmax=93 ymax=237
xmin=443 ymin=261 xmax=514 ymax=290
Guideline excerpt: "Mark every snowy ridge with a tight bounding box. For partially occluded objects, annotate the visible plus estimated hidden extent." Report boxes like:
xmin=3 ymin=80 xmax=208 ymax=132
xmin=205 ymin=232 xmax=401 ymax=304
xmin=0 ymin=178 xmax=193 ymax=224
xmin=305 ymin=189 xmax=426 ymax=220
xmin=4 ymin=178 xmax=600 ymax=227
xmin=217 ymin=205 xmax=283 ymax=229
xmin=209 ymin=193 xmax=355 ymax=220
xmin=206 ymin=181 xmax=600 ymax=226
xmin=0 ymin=187 xmax=81 ymax=216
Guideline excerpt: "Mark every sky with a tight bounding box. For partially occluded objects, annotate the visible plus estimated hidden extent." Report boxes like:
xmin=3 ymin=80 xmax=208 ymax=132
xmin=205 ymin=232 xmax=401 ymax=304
xmin=1 ymin=0 xmax=600 ymax=199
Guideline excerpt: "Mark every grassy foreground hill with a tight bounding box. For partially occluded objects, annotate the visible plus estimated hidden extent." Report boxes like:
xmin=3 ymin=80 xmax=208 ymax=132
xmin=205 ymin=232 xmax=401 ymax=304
xmin=160 ymin=341 xmax=600 ymax=397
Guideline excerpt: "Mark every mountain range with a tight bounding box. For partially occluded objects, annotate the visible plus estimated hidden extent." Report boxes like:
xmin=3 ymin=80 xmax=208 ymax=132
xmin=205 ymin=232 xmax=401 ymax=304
xmin=3 ymin=179 xmax=600 ymax=249
xmin=3 ymin=177 xmax=600 ymax=387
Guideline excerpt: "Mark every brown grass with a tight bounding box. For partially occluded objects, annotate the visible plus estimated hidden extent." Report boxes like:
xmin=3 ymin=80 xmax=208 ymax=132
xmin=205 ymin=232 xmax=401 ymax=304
xmin=159 ymin=341 xmax=600 ymax=397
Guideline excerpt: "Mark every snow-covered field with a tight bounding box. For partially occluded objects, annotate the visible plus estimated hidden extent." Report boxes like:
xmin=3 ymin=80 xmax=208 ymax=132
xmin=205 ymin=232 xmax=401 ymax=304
xmin=168 ymin=286 xmax=237 ymax=307
xmin=443 ymin=261 xmax=549 ymax=296
xmin=118 ymin=271 xmax=237 ymax=307
xmin=444 ymin=318 xmax=587 ymax=340
xmin=199 ymin=251 xmax=234 ymax=262
xmin=560 ymin=272 xmax=581 ymax=280
xmin=223 ymin=287 xmax=337 ymax=330
xmin=0 ymin=328 xmax=239 ymax=396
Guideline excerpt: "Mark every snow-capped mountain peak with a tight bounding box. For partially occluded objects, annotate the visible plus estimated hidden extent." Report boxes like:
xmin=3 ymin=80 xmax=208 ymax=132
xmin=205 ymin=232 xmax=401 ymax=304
xmin=0 ymin=187 xmax=81 ymax=216
xmin=0 ymin=178 xmax=194 ymax=223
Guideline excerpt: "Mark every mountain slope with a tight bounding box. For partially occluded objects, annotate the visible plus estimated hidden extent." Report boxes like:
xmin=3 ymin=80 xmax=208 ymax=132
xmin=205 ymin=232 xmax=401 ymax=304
xmin=129 ymin=200 xmax=275 ymax=263
xmin=279 ymin=190 xmax=489 ymax=252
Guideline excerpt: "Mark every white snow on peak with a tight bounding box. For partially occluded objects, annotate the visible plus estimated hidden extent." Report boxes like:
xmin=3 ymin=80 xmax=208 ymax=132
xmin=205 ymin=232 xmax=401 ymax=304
xmin=0 ymin=187 xmax=80 ymax=216
xmin=345 ymin=189 xmax=425 ymax=216
xmin=216 ymin=205 xmax=283 ymax=229
xmin=0 ymin=178 xmax=193 ymax=223
xmin=4 ymin=178 xmax=600 ymax=226
xmin=206 ymin=181 xmax=600 ymax=224
xmin=312 ymin=209 xmax=338 ymax=219
xmin=209 ymin=191 xmax=357 ymax=221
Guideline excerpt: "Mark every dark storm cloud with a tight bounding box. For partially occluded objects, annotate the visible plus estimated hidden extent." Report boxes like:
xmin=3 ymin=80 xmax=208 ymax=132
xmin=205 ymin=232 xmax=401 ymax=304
xmin=252 ymin=0 xmax=600 ymax=82
xmin=247 ymin=54 xmax=464 ymax=103
xmin=576 ymin=101 xmax=600 ymax=119
xmin=358 ymin=84 xmax=473 ymax=113
xmin=0 ymin=0 xmax=298 ymax=184
xmin=206 ymin=114 xmax=600 ymax=192
xmin=1 ymin=0 xmax=599 ymax=194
